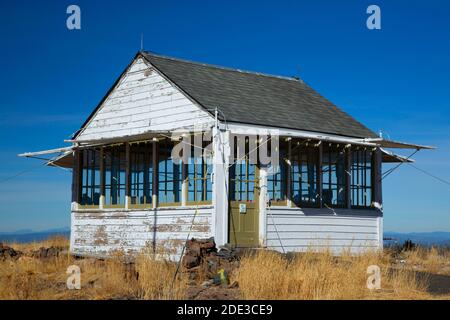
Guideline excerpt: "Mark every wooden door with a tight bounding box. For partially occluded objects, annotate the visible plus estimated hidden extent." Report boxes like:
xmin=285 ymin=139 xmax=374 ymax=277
xmin=229 ymin=156 xmax=259 ymax=247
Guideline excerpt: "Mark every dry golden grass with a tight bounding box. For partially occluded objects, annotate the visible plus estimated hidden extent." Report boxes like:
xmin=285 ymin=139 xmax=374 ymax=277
xmin=1 ymin=237 xmax=449 ymax=300
xmin=233 ymin=249 xmax=433 ymax=300
xmin=135 ymin=251 xmax=188 ymax=300
xmin=8 ymin=235 xmax=69 ymax=254
xmin=0 ymin=237 xmax=188 ymax=300
xmin=402 ymin=247 xmax=450 ymax=275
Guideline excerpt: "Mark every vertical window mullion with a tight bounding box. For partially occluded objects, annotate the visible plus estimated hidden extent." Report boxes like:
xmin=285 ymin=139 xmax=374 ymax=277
xmin=363 ymin=150 xmax=367 ymax=206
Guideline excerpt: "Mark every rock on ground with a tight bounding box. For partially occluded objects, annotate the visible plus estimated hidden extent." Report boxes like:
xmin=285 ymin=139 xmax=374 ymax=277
xmin=181 ymin=238 xmax=241 ymax=288
xmin=31 ymin=246 xmax=65 ymax=259
xmin=0 ymin=243 xmax=23 ymax=260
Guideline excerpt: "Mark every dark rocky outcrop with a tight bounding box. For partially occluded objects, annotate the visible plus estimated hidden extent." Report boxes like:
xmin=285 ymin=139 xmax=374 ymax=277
xmin=181 ymin=238 xmax=240 ymax=285
xmin=31 ymin=246 xmax=65 ymax=259
xmin=0 ymin=243 xmax=23 ymax=260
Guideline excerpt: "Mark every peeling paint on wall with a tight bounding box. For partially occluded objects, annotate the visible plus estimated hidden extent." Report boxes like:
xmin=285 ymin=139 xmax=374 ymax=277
xmin=71 ymin=207 xmax=213 ymax=259
xmin=93 ymin=225 xmax=108 ymax=245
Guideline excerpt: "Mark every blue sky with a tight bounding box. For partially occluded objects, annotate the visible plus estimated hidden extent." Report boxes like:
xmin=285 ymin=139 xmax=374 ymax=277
xmin=0 ymin=0 xmax=449 ymax=232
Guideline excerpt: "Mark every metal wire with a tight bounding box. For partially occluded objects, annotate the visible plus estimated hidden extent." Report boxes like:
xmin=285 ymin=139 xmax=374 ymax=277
xmin=381 ymin=149 xmax=419 ymax=181
xmin=407 ymin=163 xmax=450 ymax=187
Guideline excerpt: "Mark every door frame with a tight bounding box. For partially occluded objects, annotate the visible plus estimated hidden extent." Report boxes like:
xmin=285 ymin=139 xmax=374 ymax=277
xmin=228 ymin=159 xmax=260 ymax=247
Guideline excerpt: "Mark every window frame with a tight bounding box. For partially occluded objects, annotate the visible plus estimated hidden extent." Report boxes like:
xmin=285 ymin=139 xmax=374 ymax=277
xmin=157 ymin=139 xmax=182 ymax=207
xmin=321 ymin=144 xmax=348 ymax=208
xmin=350 ymin=147 xmax=374 ymax=209
xmin=129 ymin=142 xmax=153 ymax=209
xmin=103 ymin=145 xmax=127 ymax=209
xmin=186 ymin=135 xmax=213 ymax=205
xmin=78 ymin=148 xmax=101 ymax=208
xmin=290 ymin=141 xmax=320 ymax=208
xmin=229 ymin=136 xmax=259 ymax=203
xmin=267 ymin=140 xmax=288 ymax=206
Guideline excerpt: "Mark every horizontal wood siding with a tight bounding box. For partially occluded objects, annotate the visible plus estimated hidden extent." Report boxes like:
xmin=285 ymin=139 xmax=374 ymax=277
xmin=266 ymin=207 xmax=382 ymax=254
xmin=77 ymin=58 xmax=214 ymax=141
xmin=71 ymin=206 xmax=213 ymax=260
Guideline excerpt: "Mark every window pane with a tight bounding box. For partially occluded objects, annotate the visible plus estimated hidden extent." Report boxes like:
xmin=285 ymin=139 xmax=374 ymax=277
xmin=230 ymin=137 xmax=257 ymax=202
xmin=290 ymin=142 xmax=319 ymax=207
xmin=80 ymin=149 xmax=100 ymax=206
xmin=187 ymin=134 xmax=213 ymax=203
xmin=158 ymin=139 xmax=182 ymax=204
xmin=351 ymin=148 xmax=373 ymax=208
xmin=267 ymin=140 xmax=287 ymax=203
xmin=104 ymin=145 xmax=126 ymax=206
xmin=130 ymin=143 xmax=153 ymax=206
xmin=322 ymin=144 xmax=347 ymax=208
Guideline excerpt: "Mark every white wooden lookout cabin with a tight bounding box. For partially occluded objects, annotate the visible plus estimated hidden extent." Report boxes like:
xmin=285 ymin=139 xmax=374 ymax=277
xmin=20 ymin=52 xmax=433 ymax=258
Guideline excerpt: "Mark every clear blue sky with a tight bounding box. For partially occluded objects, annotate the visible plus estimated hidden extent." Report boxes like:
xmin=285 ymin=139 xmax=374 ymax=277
xmin=0 ymin=0 xmax=449 ymax=232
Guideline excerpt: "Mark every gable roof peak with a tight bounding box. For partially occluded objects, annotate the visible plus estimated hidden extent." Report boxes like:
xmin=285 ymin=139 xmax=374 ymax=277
xmin=140 ymin=51 xmax=304 ymax=83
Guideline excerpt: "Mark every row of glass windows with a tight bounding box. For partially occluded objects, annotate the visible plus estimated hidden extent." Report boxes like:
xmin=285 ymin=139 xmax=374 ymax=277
xmin=79 ymin=139 xmax=212 ymax=207
xmin=80 ymin=138 xmax=375 ymax=209
xmin=267 ymin=141 xmax=375 ymax=209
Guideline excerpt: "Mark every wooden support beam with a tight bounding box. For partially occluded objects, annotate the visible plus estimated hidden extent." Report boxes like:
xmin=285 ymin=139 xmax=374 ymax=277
xmin=317 ymin=143 xmax=323 ymax=208
xmin=71 ymin=150 xmax=82 ymax=209
xmin=182 ymin=136 xmax=189 ymax=206
xmin=286 ymin=139 xmax=292 ymax=207
xmin=373 ymin=147 xmax=383 ymax=249
xmin=346 ymin=147 xmax=352 ymax=209
xmin=373 ymin=147 xmax=383 ymax=208
xmin=152 ymin=140 xmax=158 ymax=208
xmin=125 ymin=142 xmax=131 ymax=209
xmin=99 ymin=147 xmax=105 ymax=209
xmin=143 ymin=143 xmax=149 ymax=205
xmin=182 ymin=162 xmax=188 ymax=206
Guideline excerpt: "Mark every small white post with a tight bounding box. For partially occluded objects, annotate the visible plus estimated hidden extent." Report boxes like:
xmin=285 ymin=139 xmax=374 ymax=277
xmin=259 ymin=166 xmax=268 ymax=247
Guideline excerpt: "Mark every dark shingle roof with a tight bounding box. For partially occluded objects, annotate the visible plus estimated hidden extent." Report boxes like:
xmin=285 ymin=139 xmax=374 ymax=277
xmin=143 ymin=52 xmax=377 ymax=138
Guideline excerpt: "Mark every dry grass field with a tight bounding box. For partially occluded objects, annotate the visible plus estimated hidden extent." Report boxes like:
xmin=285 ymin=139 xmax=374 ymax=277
xmin=0 ymin=237 xmax=186 ymax=300
xmin=234 ymin=249 xmax=448 ymax=300
xmin=0 ymin=236 xmax=449 ymax=300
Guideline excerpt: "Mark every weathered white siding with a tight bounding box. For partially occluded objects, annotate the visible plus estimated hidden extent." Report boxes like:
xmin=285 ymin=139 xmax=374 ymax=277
xmin=77 ymin=58 xmax=214 ymax=141
xmin=70 ymin=206 xmax=213 ymax=260
xmin=265 ymin=207 xmax=382 ymax=254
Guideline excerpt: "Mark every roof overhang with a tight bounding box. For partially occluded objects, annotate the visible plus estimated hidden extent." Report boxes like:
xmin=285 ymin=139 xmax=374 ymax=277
xmin=381 ymin=148 xmax=414 ymax=163
xmin=19 ymin=129 xmax=432 ymax=167
xmin=18 ymin=147 xmax=74 ymax=169
xmin=18 ymin=131 xmax=185 ymax=169
xmin=66 ymin=131 xmax=182 ymax=147
xmin=225 ymin=122 xmax=379 ymax=147
xmin=362 ymin=138 xmax=435 ymax=150
xmin=18 ymin=147 xmax=73 ymax=158
xmin=48 ymin=151 xmax=73 ymax=168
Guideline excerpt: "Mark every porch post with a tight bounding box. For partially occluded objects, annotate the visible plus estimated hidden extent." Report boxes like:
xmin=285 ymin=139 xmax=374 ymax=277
xmin=258 ymin=165 xmax=268 ymax=247
xmin=212 ymin=126 xmax=230 ymax=247
xmin=317 ymin=142 xmax=323 ymax=208
xmin=374 ymin=147 xmax=383 ymax=250
xmin=373 ymin=147 xmax=383 ymax=208
xmin=152 ymin=140 xmax=158 ymax=208
xmin=99 ymin=147 xmax=105 ymax=209
xmin=182 ymin=162 xmax=188 ymax=206
xmin=125 ymin=142 xmax=131 ymax=209
xmin=71 ymin=149 xmax=82 ymax=211
xmin=346 ymin=146 xmax=352 ymax=209
xmin=286 ymin=138 xmax=292 ymax=207
xmin=181 ymin=137 xmax=189 ymax=206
